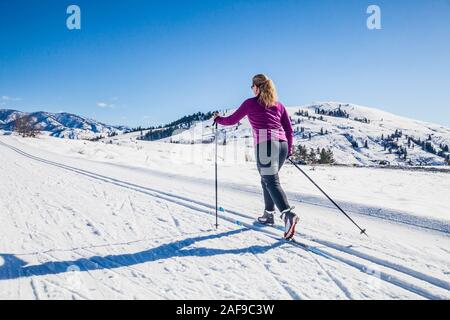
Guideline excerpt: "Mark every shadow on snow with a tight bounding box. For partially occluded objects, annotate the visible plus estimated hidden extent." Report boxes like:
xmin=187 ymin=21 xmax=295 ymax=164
xmin=0 ymin=228 xmax=285 ymax=280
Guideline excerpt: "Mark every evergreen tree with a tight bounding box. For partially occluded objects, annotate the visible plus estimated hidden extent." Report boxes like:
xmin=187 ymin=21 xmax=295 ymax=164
xmin=299 ymin=145 xmax=308 ymax=161
xmin=292 ymin=145 xmax=309 ymax=163
xmin=319 ymin=148 xmax=335 ymax=164
xmin=308 ymin=148 xmax=317 ymax=164
xmin=326 ymin=149 xmax=335 ymax=164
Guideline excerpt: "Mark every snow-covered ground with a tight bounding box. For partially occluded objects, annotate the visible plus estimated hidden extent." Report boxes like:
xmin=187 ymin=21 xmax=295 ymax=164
xmin=0 ymin=134 xmax=449 ymax=300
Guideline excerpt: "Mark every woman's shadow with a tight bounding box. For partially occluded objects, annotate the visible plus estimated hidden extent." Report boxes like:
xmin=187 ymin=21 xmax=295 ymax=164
xmin=0 ymin=228 xmax=285 ymax=280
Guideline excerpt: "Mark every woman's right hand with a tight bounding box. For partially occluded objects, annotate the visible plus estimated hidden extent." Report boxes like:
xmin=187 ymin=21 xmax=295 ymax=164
xmin=213 ymin=112 xmax=220 ymax=124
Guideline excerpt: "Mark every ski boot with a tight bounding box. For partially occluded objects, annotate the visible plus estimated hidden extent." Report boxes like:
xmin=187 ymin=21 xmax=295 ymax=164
xmin=280 ymin=207 xmax=299 ymax=240
xmin=257 ymin=210 xmax=275 ymax=226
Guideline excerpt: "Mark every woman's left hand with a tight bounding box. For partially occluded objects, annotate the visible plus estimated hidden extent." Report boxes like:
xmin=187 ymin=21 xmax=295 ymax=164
xmin=287 ymin=148 xmax=293 ymax=158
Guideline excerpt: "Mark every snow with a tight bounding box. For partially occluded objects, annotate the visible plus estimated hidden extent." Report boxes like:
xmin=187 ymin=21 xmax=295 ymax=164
xmin=0 ymin=132 xmax=449 ymax=300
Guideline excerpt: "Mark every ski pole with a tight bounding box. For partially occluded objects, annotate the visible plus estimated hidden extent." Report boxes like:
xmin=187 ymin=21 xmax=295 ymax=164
xmin=288 ymin=158 xmax=368 ymax=237
xmin=214 ymin=121 xmax=219 ymax=229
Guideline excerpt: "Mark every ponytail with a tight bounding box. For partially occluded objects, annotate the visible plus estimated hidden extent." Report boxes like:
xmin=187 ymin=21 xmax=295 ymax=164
xmin=252 ymin=74 xmax=278 ymax=108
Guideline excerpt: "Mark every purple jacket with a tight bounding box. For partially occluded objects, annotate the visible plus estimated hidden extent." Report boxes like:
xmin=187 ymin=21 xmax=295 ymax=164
xmin=215 ymin=97 xmax=294 ymax=154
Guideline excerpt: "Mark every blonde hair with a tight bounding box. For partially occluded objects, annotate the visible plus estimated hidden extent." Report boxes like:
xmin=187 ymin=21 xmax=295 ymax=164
xmin=252 ymin=74 xmax=278 ymax=108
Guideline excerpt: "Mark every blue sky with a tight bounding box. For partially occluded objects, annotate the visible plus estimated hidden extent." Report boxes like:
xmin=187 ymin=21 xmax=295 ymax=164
xmin=1 ymin=0 xmax=449 ymax=127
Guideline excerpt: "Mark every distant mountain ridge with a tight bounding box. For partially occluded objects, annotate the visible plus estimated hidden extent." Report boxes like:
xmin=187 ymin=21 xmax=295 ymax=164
xmin=0 ymin=109 xmax=128 ymax=139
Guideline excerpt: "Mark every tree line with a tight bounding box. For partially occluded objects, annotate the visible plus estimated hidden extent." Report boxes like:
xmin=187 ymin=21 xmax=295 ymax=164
xmin=139 ymin=111 xmax=216 ymax=141
xmin=290 ymin=145 xmax=335 ymax=165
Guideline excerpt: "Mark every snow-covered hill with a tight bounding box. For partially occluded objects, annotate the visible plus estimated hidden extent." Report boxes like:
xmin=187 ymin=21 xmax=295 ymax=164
xmin=0 ymin=109 xmax=128 ymax=139
xmin=164 ymin=102 xmax=450 ymax=167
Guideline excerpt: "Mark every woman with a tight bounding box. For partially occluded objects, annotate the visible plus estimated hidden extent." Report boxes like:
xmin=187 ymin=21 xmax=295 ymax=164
xmin=214 ymin=74 xmax=299 ymax=240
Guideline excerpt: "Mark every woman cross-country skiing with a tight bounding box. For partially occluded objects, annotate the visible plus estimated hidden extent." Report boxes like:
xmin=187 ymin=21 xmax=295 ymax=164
xmin=214 ymin=74 xmax=299 ymax=240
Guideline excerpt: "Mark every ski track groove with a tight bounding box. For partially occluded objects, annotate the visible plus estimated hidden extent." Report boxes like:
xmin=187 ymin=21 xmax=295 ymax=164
xmin=301 ymin=247 xmax=353 ymax=299
xmin=1 ymin=139 xmax=449 ymax=299
xmin=29 ymin=278 xmax=40 ymax=300
xmin=165 ymin=202 xmax=219 ymax=300
xmin=298 ymin=232 xmax=450 ymax=293
xmin=247 ymin=246 xmax=303 ymax=300
xmin=126 ymin=194 xmax=144 ymax=237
